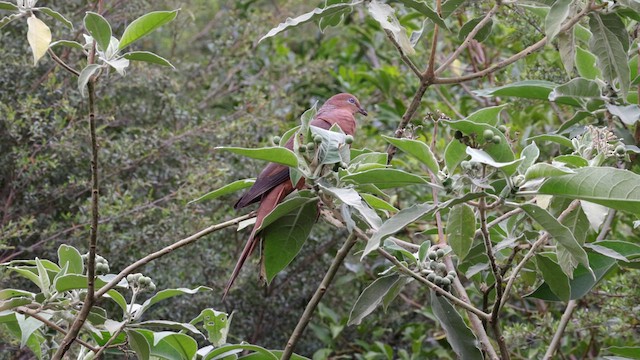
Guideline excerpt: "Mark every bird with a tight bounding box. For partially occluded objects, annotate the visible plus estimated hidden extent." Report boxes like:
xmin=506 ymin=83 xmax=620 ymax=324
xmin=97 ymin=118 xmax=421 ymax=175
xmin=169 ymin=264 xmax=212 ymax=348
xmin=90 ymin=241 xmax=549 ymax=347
xmin=223 ymin=93 xmax=368 ymax=299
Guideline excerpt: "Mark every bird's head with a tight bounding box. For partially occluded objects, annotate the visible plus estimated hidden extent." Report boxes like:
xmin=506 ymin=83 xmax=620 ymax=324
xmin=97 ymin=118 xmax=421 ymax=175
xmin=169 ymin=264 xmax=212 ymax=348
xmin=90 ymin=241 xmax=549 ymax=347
xmin=324 ymin=93 xmax=368 ymax=116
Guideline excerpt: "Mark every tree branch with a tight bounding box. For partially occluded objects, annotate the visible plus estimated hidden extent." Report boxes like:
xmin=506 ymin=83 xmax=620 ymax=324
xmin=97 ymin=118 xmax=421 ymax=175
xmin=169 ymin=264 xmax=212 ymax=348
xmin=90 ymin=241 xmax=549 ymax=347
xmin=542 ymin=300 xmax=578 ymax=360
xmin=434 ymin=4 xmax=592 ymax=84
xmin=281 ymin=233 xmax=358 ymax=360
xmin=384 ymin=29 xmax=422 ymax=79
xmin=94 ymin=212 xmax=253 ymax=299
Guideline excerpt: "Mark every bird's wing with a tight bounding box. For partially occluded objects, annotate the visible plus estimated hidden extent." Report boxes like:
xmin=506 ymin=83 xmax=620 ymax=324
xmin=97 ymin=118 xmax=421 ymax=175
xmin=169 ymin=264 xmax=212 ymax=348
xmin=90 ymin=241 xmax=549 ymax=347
xmin=234 ymin=162 xmax=290 ymax=209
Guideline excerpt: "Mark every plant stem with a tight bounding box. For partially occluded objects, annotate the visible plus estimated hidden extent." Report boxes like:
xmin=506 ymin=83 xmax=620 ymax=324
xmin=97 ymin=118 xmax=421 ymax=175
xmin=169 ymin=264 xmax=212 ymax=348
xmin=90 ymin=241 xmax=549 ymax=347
xmin=384 ymin=29 xmax=422 ymax=79
xmin=282 ymin=233 xmax=358 ymax=360
xmin=543 ymin=300 xmax=578 ymax=360
xmin=52 ymin=72 xmax=99 ymax=360
xmin=94 ymin=212 xmax=253 ymax=299
xmin=15 ymin=307 xmax=99 ymax=352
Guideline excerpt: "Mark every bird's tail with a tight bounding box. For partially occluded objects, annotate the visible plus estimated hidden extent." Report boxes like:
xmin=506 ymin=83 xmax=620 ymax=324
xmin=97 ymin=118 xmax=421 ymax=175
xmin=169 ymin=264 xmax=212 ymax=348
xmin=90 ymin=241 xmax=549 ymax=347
xmin=222 ymin=225 xmax=260 ymax=300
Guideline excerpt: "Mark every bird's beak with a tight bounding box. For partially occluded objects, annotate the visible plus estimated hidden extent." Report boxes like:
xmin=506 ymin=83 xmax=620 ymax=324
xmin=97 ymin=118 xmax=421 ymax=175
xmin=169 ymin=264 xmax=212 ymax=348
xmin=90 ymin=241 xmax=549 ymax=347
xmin=358 ymin=106 xmax=368 ymax=116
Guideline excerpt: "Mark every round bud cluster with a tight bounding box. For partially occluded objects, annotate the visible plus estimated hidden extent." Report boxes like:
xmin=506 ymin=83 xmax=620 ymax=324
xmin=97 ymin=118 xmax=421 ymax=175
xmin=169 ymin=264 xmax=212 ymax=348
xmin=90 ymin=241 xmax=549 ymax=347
xmin=126 ymin=273 xmax=157 ymax=293
xmin=82 ymin=253 xmax=110 ymax=275
xmin=460 ymin=160 xmax=482 ymax=172
xmin=482 ymin=129 xmax=502 ymax=144
xmin=418 ymin=248 xmax=456 ymax=294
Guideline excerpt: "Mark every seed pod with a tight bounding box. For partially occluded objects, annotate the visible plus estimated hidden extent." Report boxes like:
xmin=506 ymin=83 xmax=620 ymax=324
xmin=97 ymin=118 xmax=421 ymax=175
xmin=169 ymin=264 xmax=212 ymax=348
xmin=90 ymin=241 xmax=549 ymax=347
xmin=345 ymin=135 xmax=354 ymax=144
xmin=436 ymin=263 xmax=447 ymax=273
xmin=498 ymin=125 xmax=508 ymax=133
xmin=492 ymin=135 xmax=502 ymax=144
xmin=298 ymin=144 xmax=307 ymax=152
xmin=483 ymin=129 xmax=495 ymax=141
xmin=314 ymin=135 xmax=323 ymax=144
xmin=428 ymin=251 xmax=437 ymax=260
xmin=307 ymin=142 xmax=315 ymax=151
xmin=448 ymin=270 xmax=457 ymax=278
xmin=426 ymin=273 xmax=436 ymax=282
xmin=436 ymin=249 xmax=445 ymax=258
xmin=273 ymin=136 xmax=281 ymax=144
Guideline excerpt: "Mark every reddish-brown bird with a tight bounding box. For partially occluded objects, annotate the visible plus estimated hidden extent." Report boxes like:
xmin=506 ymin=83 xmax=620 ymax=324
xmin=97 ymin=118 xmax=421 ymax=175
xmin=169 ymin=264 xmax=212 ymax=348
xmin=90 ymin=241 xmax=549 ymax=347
xmin=224 ymin=93 xmax=367 ymax=298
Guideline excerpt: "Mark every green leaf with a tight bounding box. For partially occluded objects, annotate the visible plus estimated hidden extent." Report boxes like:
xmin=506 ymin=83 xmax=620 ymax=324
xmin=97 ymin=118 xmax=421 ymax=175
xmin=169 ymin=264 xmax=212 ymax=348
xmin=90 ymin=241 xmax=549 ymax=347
xmin=318 ymin=184 xmax=382 ymax=230
xmin=368 ymin=0 xmax=415 ymax=55
xmin=520 ymin=204 xmax=591 ymax=278
xmin=431 ymin=293 xmax=483 ymax=360
xmin=474 ymin=80 xmax=571 ymax=103
xmin=49 ymin=40 xmax=84 ymax=50
xmin=35 ymin=258 xmax=51 ymax=298
xmin=361 ymin=193 xmax=398 ymax=212
xmin=545 ymin=0 xmax=571 ymax=41
xmin=575 ymin=46 xmax=601 ymax=80
xmin=606 ymin=103 xmax=640 ymax=125
xmin=441 ymin=0 xmax=465 ymax=19
xmin=310 ymin=125 xmax=350 ymax=165
xmin=36 ymin=7 xmax=73 ymax=29
xmin=458 ymin=16 xmax=493 ymax=42
xmin=204 ymin=343 xmax=278 ymax=360
xmin=123 ymin=51 xmax=175 ymax=68
xmin=553 ymin=155 xmax=589 ymax=168
xmin=518 ymin=141 xmax=540 ymax=175
xmin=527 ymin=134 xmax=574 ymax=148
xmin=604 ymin=346 xmax=640 ymax=359
xmin=0 ymin=289 xmax=34 ymax=301
xmin=57 ymin=244 xmax=83 ymax=274
xmin=444 ymin=138 xmax=467 ymax=174
xmin=263 ymin=198 xmax=318 ymax=283
xmin=548 ymin=77 xmax=603 ymax=107
xmin=465 ymin=104 xmax=508 ymax=126
xmin=585 ymin=240 xmax=640 ymax=262
xmin=0 ymin=297 xmax=33 ymax=311
xmin=215 ymin=146 xmax=298 ymax=168
xmin=527 ymin=251 xmax=615 ymax=301
xmin=382 ymin=276 xmax=411 ymax=311
xmin=16 ymin=313 xmax=47 ymax=349
xmin=84 ymin=12 xmax=112 ymax=52
xmin=0 ymin=1 xmax=18 ymax=11
xmin=258 ymin=195 xmax=318 ymax=232
xmin=524 ymin=163 xmax=574 ymax=181
xmin=190 ymin=308 xmax=231 ymax=347
xmin=77 ymin=64 xmax=101 ymax=98
xmin=536 ymin=254 xmax=570 ymax=301
xmin=466 ymin=147 xmax=521 ymax=169
xmin=348 ymin=275 xmax=402 ymax=326
xmin=127 ymin=330 xmax=151 ymax=360
xmin=0 ymin=13 xmax=22 ymax=29
xmin=538 ymin=167 xmax=640 ymax=215
xmin=341 ymin=168 xmax=430 ymax=189
xmin=447 ymin=204 xmax=475 ymax=261
xmin=138 ymin=286 xmax=211 ymax=318
xmin=188 ymin=179 xmax=255 ymax=204
xmin=557 ymin=29 xmax=575 ymax=75
xmin=382 ymin=136 xmax=439 ymax=174
xmin=259 ymin=1 xmax=362 ymax=42
xmin=365 ymin=202 xmax=434 ymax=257
xmin=444 ymin=119 xmax=516 ymax=169
xmin=589 ymin=13 xmax=630 ymax=98
xmin=119 ymin=9 xmax=180 ymax=50
xmin=396 ymin=0 xmax=447 ymax=28
xmin=132 ymin=320 xmax=203 ymax=337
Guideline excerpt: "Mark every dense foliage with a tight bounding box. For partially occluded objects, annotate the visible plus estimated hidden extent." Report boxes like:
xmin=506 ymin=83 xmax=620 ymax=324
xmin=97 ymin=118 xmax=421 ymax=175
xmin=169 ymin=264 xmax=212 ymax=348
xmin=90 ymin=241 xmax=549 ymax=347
xmin=1 ymin=0 xmax=640 ymax=359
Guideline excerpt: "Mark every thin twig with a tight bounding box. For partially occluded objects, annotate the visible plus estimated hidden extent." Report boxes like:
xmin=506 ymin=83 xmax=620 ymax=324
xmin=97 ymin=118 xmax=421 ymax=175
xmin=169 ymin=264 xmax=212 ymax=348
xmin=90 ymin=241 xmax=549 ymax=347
xmin=376 ymin=248 xmax=491 ymax=319
xmin=435 ymin=3 xmax=500 ymax=76
xmin=386 ymin=80 xmax=431 ymax=163
xmin=424 ymin=0 xmax=441 ymax=78
xmin=15 ymin=307 xmax=99 ymax=352
xmin=48 ymin=49 xmax=80 ymax=76
xmin=92 ymin=318 xmax=129 ymax=358
xmin=435 ymin=4 xmax=593 ymax=84
xmin=543 ymin=300 xmax=578 ymax=360
xmin=500 ymin=200 xmax=580 ymax=309
xmin=281 ymin=234 xmax=358 ymax=360
xmin=94 ymin=212 xmax=253 ymax=299
xmin=383 ymin=29 xmax=422 ymax=79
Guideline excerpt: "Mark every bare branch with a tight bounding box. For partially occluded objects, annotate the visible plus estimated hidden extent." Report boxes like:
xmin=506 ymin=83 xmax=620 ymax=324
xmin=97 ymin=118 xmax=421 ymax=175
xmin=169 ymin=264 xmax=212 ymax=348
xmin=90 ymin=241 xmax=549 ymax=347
xmin=543 ymin=300 xmax=578 ymax=360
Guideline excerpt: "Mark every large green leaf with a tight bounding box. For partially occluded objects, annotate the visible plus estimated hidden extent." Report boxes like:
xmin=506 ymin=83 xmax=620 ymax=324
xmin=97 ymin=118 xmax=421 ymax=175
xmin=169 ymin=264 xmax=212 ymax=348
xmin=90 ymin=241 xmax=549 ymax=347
xmin=57 ymin=244 xmax=83 ymax=275
xmin=190 ymin=308 xmax=231 ymax=347
xmin=605 ymin=103 xmax=640 ymax=125
xmin=520 ymin=204 xmax=591 ymax=277
xmin=527 ymin=251 xmax=616 ymax=301
xmin=83 ymin=12 xmax=111 ymax=51
xmin=37 ymin=7 xmax=73 ymax=30
xmin=119 ymin=10 xmax=180 ymax=50
xmin=138 ymin=286 xmax=211 ymax=318
xmin=263 ymin=198 xmax=318 ymax=283
xmin=341 ymin=168 xmax=430 ymax=189
xmin=0 ymin=1 xmax=18 ymax=10
xmin=257 ymin=195 xmax=318 ymax=232
xmin=548 ymin=77 xmax=603 ymax=108
xmin=589 ymin=13 xmax=630 ymax=97
xmin=348 ymin=275 xmax=402 ymax=326
xmin=127 ymin=329 xmax=151 ymax=360
xmin=215 ymin=146 xmax=298 ymax=168
xmin=585 ymin=240 xmax=640 ymax=262
xmin=517 ymin=141 xmax=540 ymax=175
xmin=188 ymin=179 xmax=255 ymax=204
xmin=545 ymin=0 xmax=571 ymax=41
xmin=536 ymin=253 xmax=570 ymax=301
xmin=538 ymin=167 xmax=640 ymax=215
xmin=203 ymin=343 xmax=278 ymax=360
xmin=382 ymin=136 xmax=439 ymax=174
xmin=431 ymin=293 xmax=483 ymax=360
xmin=310 ymin=125 xmax=350 ymax=166
xmin=444 ymin=138 xmax=467 ymax=174
xmin=123 ymin=51 xmax=175 ymax=68
xmin=474 ymin=80 xmax=582 ymax=106
xmin=444 ymin=120 xmax=516 ymax=172
xmin=395 ymin=0 xmax=447 ymax=28
xmin=465 ymin=104 xmax=508 ymax=126
xmin=259 ymin=1 xmax=362 ymax=42
xmin=575 ymin=46 xmax=601 ymax=80
xmin=524 ymin=163 xmax=574 ymax=182
xmin=447 ymin=204 xmax=475 ymax=261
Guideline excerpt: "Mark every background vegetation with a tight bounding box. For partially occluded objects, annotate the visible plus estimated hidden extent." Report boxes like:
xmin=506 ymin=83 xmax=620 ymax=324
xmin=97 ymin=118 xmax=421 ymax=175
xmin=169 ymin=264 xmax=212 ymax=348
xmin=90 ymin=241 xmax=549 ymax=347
xmin=1 ymin=0 xmax=639 ymax=359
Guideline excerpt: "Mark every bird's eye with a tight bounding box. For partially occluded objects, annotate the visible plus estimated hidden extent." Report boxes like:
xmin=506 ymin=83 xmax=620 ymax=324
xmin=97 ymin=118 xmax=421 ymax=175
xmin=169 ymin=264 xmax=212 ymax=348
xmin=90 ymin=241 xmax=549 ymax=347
xmin=348 ymin=98 xmax=356 ymax=104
